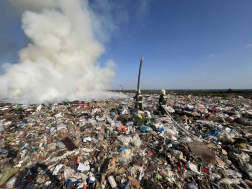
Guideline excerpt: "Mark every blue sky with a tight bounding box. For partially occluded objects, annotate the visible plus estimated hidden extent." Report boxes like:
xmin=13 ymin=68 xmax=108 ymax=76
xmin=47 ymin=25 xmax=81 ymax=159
xmin=1 ymin=0 xmax=252 ymax=90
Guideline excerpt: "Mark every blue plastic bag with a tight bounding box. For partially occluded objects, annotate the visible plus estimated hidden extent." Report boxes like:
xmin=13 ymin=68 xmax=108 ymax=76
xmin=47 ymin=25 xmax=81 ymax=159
xmin=139 ymin=125 xmax=152 ymax=132
xmin=111 ymin=112 xmax=114 ymax=117
xmin=186 ymin=182 xmax=197 ymax=189
xmin=158 ymin=128 xmax=164 ymax=132
xmin=204 ymin=130 xmax=218 ymax=137
xmin=118 ymin=146 xmax=130 ymax=152
xmin=0 ymin=150 xmax=8 ymax=154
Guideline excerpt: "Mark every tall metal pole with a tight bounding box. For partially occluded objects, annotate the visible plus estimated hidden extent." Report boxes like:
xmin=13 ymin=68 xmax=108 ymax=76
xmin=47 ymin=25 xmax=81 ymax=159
xmin=136 ymin=56 xmax=143 ymax=113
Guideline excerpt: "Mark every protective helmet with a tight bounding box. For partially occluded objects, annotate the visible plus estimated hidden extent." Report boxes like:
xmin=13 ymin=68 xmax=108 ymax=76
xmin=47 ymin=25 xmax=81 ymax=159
xmin=161 ymin=89 xmax=165 ymax=94
xmin=136 ymin=89 xmax=141 ymax=93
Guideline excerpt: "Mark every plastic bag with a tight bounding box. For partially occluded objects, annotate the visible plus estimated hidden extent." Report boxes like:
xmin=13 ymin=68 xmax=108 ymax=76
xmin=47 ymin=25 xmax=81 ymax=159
xmin=217 ymin=178 xmax=240 ymax=185
xmin=145 ymin=111 xmax=152 ymax=118
xmin=36 ymin=104 xmax=42 ymax=112
xmin=164 ymin=126 xmax=178 ymax=135
xmin=239 ymin=163 xmax=252 ymax=180
xmin=5 ymin=176 xmax=17 ymax=188
xmin=83 ymin=137 xmax=92 ymax=143
xmin=118 ymin=146 xmax=130 ymax=152
xmin=57 ymin=123 xmax=67 ymax=132
xmin=186 ymin=183 xmax=197 ymax=189
xmin=132 ymin=134 xmax=142 ymax=148
xmin=167 ymin=106 xmax=175 ymax=113
xmin=121 ymin=109 xmax=128 ymax=115
xmin=171 ymin=150 xmax=183 ymax=159
xmin=106 ymin=117 xmax=115 ymax=127
xmin=179 ymin=137 xmax=193 ymax=143
xmin=186 ymin=161 xmax=201 ymax=174
xmin=139 ymin=125 xmax=152 ymax=133
xmin=56 ymin=141 xmax=66 ymax=148
xmin=117 ymin=135 xmax=132 ymax=145
xmin=120 ymin=148 xmax=132 ymax=161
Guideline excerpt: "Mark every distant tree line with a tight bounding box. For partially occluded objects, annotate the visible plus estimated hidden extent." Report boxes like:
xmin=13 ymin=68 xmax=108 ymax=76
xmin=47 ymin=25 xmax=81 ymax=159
xmin=110 ymin=89 xmax=252 ymax=99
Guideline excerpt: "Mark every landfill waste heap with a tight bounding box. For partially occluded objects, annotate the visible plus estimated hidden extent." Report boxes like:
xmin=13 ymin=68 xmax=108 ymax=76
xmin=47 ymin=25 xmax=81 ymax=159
xmin=1 ymin=93 xmax=252 ymax=189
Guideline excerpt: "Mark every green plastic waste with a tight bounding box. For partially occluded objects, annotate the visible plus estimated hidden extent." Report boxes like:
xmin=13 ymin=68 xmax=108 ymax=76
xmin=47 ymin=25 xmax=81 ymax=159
xmin=146 ymin=119 xmax=151 ymax=125
xmin=156 ymin=173 xmax=162 ymax=180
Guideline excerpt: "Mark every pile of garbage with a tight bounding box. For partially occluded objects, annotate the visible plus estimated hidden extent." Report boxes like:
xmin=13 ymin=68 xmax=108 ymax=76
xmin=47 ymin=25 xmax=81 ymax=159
xmin=1 ymin=93 xmax=252 ymax=189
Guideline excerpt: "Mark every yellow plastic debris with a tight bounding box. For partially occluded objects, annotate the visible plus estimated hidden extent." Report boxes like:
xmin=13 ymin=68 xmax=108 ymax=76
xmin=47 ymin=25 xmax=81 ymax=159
xmin=0 ymin=168 xmax=19 ymax=185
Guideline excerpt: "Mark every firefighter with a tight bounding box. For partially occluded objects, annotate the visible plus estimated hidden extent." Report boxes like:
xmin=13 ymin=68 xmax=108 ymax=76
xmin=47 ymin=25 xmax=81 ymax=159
xmin=134 ymin=89 xmax=143 ymax=111
xmin=159 ymin=89 xmax=167 ymax=116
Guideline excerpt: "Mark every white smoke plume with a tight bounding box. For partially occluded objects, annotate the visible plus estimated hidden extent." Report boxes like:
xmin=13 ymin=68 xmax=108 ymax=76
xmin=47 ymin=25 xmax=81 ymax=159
xmin=0 ymin=0 xmax=125 ymax=104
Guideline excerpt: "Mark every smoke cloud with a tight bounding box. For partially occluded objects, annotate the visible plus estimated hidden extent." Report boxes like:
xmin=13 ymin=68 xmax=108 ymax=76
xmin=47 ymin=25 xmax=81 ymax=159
xmin=0 ymin=0 xmax=123 ymax=104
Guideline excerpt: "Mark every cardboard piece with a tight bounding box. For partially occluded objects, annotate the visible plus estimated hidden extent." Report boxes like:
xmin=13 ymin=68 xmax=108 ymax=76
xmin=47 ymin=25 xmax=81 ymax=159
xmin=128 ymin=176 xmax=140 ymax=188
xmin=188 ymin=142 xmax=216 ymax=164
xmin=61 ymin=137 xmax=77 ymax=151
